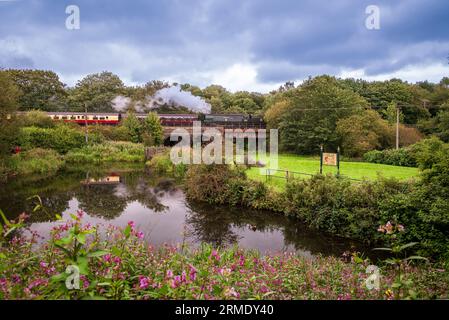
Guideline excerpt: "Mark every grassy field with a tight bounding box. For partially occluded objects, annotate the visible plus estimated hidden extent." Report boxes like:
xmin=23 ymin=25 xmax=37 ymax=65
xmin=246 ymin=154 xmax=419 ymax=190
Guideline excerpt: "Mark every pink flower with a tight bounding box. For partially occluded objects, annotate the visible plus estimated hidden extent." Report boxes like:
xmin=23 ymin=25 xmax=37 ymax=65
xmin=181 ymin=271 xmax=187 ymax=283
xmin=239 ymin=255 xmax=245 ymax=267
xmin=189 ymin=265 xmax=197 ymax=281
xmin=128 ymin=221 xmax=135 ymax=228
xmin=139 ymin=276 xmax=150 ymax=290
xmin=166 ymin=269 xmax=174 ymax=279
xmin=103 ymin=254 xmax=112 ymax=263
xmin=385 ymin=221 xmax=394 ymax=234
xmin=224 ymin=287 xmax=239 ymax=298
xmin=211 ymin=250 xmax=220 ymax=261
xmin=136 ymin=231 xmax=144 ymax=239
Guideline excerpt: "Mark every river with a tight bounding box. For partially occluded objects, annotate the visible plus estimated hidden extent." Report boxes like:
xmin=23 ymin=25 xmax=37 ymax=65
xmin=0 ymin=165 xmax=374 ymax=259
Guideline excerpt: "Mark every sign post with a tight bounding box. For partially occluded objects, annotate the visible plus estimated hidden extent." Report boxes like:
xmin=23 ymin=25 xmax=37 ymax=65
xmin=320 ymin=146 xmax=341 ymax=177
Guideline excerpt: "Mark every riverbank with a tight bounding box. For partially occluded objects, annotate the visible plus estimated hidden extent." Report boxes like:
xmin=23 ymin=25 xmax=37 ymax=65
xmin=1 ymin=215 xmax=447 ymax=300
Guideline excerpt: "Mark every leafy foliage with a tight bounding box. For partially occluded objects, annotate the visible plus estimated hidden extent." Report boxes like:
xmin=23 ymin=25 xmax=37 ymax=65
xmin=18 ymin=126 xmax=86 ymax=154
xmin=143 ymin=112 xmax=164 ymax=146
xmin=5 ymin=69 xmax=67 ymax=111
xmin=65 ymin=141 xmax=144 ymax=163
xmin=67 ymin=72 xmax=125 ymax=112
xmin=9 ymin=148 xmax=64 ymax=175
xmin=0 ymin=71 xmax=20 ymax=163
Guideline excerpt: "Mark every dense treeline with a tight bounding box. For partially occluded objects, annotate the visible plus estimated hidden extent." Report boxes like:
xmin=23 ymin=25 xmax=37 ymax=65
xmin=2 ymin=69 xmax=449 ymax=158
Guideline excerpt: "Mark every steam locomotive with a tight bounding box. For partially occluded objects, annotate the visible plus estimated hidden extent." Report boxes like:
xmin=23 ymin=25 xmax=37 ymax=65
xmin=39 ymin=112 xmax=265 ymax=128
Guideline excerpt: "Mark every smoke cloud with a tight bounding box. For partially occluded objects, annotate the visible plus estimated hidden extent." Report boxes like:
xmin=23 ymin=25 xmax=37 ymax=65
xmin=111 ymin=85 xmax=211 ymax=114
xmin=111 ymin=96 xmax=131 ymax=112
xmin=147 ymin=85 xmax=211 ymax=114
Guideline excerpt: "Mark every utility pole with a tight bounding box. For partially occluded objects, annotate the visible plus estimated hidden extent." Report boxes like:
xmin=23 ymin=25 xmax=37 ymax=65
xmin=396 ymin=105 xmax=400 ymax=150
xmin=84 ymin=103 xmax=89 ymax=144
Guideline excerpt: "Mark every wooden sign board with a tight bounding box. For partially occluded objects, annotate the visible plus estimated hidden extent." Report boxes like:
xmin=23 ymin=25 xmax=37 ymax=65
xmin=323 ymin=153 xmax=337 ymax=166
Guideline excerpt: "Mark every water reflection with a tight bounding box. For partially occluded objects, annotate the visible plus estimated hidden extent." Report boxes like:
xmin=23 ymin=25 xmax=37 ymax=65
xmin=0 ymin=166 xmax=373 ymax=258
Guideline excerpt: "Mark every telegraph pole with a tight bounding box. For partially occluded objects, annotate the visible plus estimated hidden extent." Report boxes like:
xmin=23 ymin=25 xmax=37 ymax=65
xmin=396 ymin=105 xmax=400 ymax=150
xmin=84 ymin=103 xmax=89 ymax=144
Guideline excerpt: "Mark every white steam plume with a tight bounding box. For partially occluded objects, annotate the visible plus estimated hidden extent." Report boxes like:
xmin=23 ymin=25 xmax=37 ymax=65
xmin=147 ymin=85 xmax=211 ymax=114
xmin=111 ymin=96 xmax=131 ymax=112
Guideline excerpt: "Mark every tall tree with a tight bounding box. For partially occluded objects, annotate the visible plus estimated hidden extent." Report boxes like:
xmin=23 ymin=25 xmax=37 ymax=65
xmin=0 ymin=71 xmax=20 ymax=160
xmin=68 ymin=71 xmax=125 ymax=112
xmin=276 ymin=75 xmax=369 ymax=154
xmin=6 ymin=69 xmax=66 ymax=111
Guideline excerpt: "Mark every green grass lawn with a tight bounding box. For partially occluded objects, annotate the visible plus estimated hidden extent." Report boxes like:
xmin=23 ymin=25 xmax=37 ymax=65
xmin=246 ymin=154 xmax=419 ymax=190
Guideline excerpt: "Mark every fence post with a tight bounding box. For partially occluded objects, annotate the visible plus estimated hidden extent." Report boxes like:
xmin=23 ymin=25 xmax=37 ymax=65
xmin=337 ymin=146 xmax=341 ymax=178
xmin=319 ymin=145 xmax=323 ymax=175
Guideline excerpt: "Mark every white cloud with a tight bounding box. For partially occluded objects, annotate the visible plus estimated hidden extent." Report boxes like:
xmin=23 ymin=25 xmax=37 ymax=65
xmin=208 ymin=63 xmax=281 ymax=92
xmin=340 ymin=62 xmax=448 ymax=83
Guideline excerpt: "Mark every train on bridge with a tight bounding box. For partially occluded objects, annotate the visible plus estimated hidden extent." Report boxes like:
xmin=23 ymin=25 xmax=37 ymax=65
xmin=20 ymin=112 xmax=266 ymax=128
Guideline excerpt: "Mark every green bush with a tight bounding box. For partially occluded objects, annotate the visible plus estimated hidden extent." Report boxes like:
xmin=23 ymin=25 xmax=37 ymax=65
xmin=147 ymin=153 xmax=174 ymax=174
xmin=19 ymin=110 xmax=55 ymax=128
xmin=363 ymin=137 xmax=449 ymax=168
xmin=18 ymin=125 xmax=86 ymax=154
xmin=184 ymin=164 xmax=283 ymax=210
xmin=9 ymin=148 xmax=64 ymax=175
xmin=88 ymin=125 xmax=133 ymax=142
xmin=363 ymin=148 xmax=417 ymax=167
xmin=65 ymin=141 xmax=144 ymax=163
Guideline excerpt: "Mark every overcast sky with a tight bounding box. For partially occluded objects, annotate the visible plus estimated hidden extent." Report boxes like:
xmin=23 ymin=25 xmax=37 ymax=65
xmin=1 ymin=0 xmax=448 ymax=92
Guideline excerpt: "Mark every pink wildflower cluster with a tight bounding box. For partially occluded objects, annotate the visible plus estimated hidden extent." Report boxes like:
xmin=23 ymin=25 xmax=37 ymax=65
xmin=377 ymin=221 xmax=405 ymax=234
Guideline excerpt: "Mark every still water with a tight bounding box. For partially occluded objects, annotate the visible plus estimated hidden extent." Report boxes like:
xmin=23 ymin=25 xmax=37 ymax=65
xmin=0 ymin=165 xmax=373 ymax=258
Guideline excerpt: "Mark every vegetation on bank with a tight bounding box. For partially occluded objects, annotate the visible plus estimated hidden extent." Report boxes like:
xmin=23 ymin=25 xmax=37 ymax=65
xmin=65 ymin=141 xmax=145 ymax=164
xmin=0 ymin=214 xmax=447 ymax=300
xmin=184 ymin=150 xmax=449 ymax=260
xmin=8 ymin=148 xmax=65 ymax=175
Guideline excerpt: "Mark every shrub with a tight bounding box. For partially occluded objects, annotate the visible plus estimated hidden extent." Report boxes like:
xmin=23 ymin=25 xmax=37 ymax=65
xmin=18 ymin=126 xmax=86 ymax=154
xmin=19 ymin=110 xmax=55 ymax=128
xmin=65 ymin=141 xmax=144 ymax=163
xmin=9 ymin=148 xmax=64 ymax=175
xmin=147 ymin=153 xmax=174 ymax=174
xmin=143 ymin=112 xmax=164 ymax=146
xmin=88 ymin=125 xmax=132 ymax=142
xmin=363 ymin=148 xmax=416 ymax=167
xmin=363 ymin=137 xmax=449 ymax=168
xmin=122 ymin=112 xmax=143 ymax=143
xmin=184 ymin=164 xmax=283 ymax=210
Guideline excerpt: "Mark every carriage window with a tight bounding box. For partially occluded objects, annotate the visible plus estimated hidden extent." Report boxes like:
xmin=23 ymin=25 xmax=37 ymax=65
xmin=62 ymin=116 xmax=67 ymax=120
xmin=54 ymin=116 xmax=59 ymax=119
xmin=106 ymin=116 xmax=109 ymax=119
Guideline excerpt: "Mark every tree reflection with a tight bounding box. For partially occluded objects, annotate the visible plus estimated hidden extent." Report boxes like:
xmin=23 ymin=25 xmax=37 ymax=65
xmin=76 ymin=184 xmax=128 ymax=220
